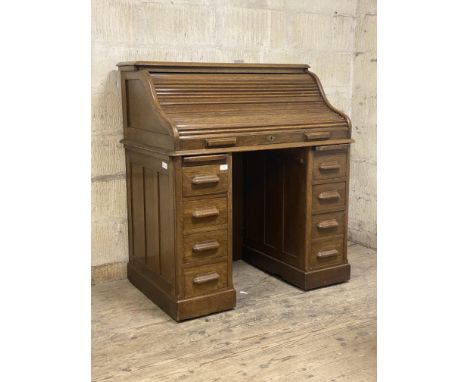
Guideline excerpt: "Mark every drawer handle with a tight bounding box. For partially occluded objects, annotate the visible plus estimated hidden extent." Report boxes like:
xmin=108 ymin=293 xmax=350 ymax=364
xmin=304 ymin=131 xmax=331 ymax=141
xmin=317 ymin=219 xmax=339 ymax=230
xmin=193 ymin=272 xmax=220 ymax=285
xmin=314 ymin=144 xmax=348 ymax=152
xmin=318 ymin=191 xmax=341 ymax=200
xmin=183 ymin=154 xmax=227 ymax=164
xmin=317 ymin=249 xmax=339 ymax=259
xmin=192 ymin=207 xmax=219 ymax=219
xmin=205 ymin=138 xmax=237 ymax=147
xmin=319 ymin=161 xmax=340 ymax=171
xmin=191 ymin=175 xmax=220 ymax=185
xmin=192 ymin=240 xmax=220 ymax=253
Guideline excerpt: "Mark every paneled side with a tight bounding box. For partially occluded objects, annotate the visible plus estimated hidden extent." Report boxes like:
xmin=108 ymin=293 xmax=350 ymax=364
xmin=130 ymin=163 xmax=146 ymax=264
xmin=126 ymin=79 xmax=169 ymax=135
xmin=282 ymin=149 xmax=307 ymax=266
xmin=127 ymin=151 xmax=175 ymax=294
xmin=144 ymin=168 xmax=160 ymax=275
xmin=120 ymin=72 xmax=176 ymax=152
xmin=264 ymin=154 xmax=283 ymax=250
xmin=243 ymin=150 xmax=306 ymax=269
xmin=243 ymin=152 xmax=265 ymax=248
xmin=158 ymin=171 xmax=175 ymax=285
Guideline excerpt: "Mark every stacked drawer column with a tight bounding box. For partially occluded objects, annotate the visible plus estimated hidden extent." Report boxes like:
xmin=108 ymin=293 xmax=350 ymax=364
xmin=174 ymin=154 xmax=236 ymax=320
xmin=306 ymin=144 xmax=351 ymax=288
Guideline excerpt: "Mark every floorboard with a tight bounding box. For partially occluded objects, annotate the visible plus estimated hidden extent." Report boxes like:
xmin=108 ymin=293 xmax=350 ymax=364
xmin=92 ymin=243 xmax=376 ymax=381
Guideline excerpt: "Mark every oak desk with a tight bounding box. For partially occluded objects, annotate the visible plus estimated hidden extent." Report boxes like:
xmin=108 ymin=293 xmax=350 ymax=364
xmin=117 ymin=62 xmax=353 ymax=321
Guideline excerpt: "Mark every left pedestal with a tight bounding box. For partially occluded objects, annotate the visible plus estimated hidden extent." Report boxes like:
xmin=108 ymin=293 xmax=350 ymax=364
xmin=124 ymin=148 xmax=236 ymax=321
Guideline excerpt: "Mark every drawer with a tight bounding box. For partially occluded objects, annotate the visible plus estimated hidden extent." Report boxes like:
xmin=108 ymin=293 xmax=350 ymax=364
xmin=182 ymin=164 xmax=229 ymax=197
xmin=178 ymin=128 xmax=349 ymax=151
xmin=312 ymin=150 xmax=347 ymax=181
xmin=312 ymin=182 xmax=346 ymax=214
xmin=183 ymin=229 xmax=228 ymax=264
xmin=183 ymin=261 xmax=228 ymax=298
xmin=183 ymin=196 xmax=228 ymax=233
xmin=311 ymin=211 xmax=345 ymax=239
xmin=310 ymin=235 xmax=345 ymax=270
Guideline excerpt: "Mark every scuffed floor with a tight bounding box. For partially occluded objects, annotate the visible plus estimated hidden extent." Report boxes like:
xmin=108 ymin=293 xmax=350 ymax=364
xmin=92 ymin=243 xmax=376 ymax=381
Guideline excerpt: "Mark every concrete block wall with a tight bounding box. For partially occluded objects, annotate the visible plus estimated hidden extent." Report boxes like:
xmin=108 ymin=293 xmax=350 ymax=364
xmin=91 ymin=0 xmax=377 ymax=280
xmin=348 ymin=0 xmax=377 ymax=248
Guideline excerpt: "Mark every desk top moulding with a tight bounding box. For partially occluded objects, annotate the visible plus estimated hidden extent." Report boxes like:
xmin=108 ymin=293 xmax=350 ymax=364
xmin=117 ymin=61 xmax=352 ymax=156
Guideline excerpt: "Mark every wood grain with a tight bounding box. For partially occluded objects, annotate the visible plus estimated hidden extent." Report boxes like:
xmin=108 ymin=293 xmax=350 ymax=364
xmin=92 ymin=243 xmax=376 ymax=382
xmin=182 ymin=164 xmax=228 ymax=197
xmin=119 ymin=62 xmax=352 ymax=155
xmin=119 ymin=62 xmax=353 ymax=321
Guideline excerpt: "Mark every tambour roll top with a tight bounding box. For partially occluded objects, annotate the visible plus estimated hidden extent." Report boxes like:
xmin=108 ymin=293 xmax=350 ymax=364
xmin=118 ymin=61 xmax=352 ymax=155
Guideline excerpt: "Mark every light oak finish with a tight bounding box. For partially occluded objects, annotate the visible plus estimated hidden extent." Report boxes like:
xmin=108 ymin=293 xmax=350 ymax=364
xmin=183 ymin=261 xmax=228 ymax=298
xmin=310 ymin=236 xmax=345 ymax=270
xmin=92 ymin=243 xmax=376 ymax=381
xmin=312 ymin=182 xmax=347 ymax=213
xmin=183 ymin=196 xmax=228 ymax=233
xmin=119 ymin=62 xmax=353 ymax=321
xmin=182 ymin=164 xmax=228 ymax=197
xmin=183 ymin=229 xmax=228 ymax=265
xmin=311 ymin=211 xmax=345 ymax=239
xmin=312 ymin=150 xmax=348 ymax=181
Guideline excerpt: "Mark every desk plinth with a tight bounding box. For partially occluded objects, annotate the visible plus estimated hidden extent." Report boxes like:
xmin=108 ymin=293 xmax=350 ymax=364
xmin=118 ymin=62 xmax=353 ymax=321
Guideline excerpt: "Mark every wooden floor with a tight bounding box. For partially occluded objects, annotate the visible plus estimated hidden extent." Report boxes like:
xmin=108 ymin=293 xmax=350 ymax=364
xmin=92 ymin=243 xmax=376 ymax=381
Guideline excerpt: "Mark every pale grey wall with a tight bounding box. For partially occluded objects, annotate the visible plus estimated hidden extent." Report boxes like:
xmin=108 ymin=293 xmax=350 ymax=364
xmin=91 ymin=0 xmax=377 ymax=267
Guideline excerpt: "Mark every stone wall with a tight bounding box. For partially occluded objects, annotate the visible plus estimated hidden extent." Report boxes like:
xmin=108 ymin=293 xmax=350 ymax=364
xmin=91 ymin=0 xmax=377 ymax=280
xmin=348 ymin=0 xmax=377 ymax=248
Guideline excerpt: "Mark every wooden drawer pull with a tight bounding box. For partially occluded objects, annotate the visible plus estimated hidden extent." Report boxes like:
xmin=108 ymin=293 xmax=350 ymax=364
xmin=304 ymin=131 xmax=331 ymax=141
xmin=319 ymin=161 xmax=340 ymax=171
xmin=192 ymin=240 xmax=220 ymax=253
xmin=205 ymin=137 xmax=237 ymax=147
xmin=317 ymin=219 xmax=339 ymax=230
xmin=191 ymin=174 xmax=220 ymax=185
xmin=317 ymin=249 xmax=339 ymax=259
xmin=192 ymin=207 xmax=219 ymax=219
xmin=318 ymin=191 xmax=341 ymax=200
xmin=183 ymin=154 xmax=227 ymax=164
xmin=193 ymin=272 xmax=220 ymax=285
xmin=314 ymin=144 xmax=348 ymax=152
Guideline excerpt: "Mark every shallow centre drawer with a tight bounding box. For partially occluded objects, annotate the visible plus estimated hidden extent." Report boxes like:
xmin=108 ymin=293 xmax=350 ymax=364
xmin=309 ymin=235 xmax=345 ymax=270
xmin=182 ymin=164 xmax=229 ymax=197
xmin=312 ymin=182 xmax=346 ymax=214
xmin=311 ymin=211 xmax=345 ymax=239
xmin=183 ymin=196 xmax=228 ymax=233
xmin=312 ymin=150 xmax=347 ymax=181
xmin=183 ymin=229 xmax=228 ymax=264
xmin=183 ymin=261 xmax=228 ymax=298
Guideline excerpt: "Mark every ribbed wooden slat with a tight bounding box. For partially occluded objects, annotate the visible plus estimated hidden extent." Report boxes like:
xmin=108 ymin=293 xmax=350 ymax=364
xmin=163 ymin=101 xmax=328 ymax=112
xmin=151 ymin=73 xmax=311 ymax=82
xmin=159 ymin=98 xmax=318 ymax=106
xmin=157 ymin=89 xmax=319 ymax=95
xmin=158 ymin=91 xmax=319 ymax=97
xmin=156 ymin=84 xmax=313 ymax=88
xmin=150 ymin=71 xmax=345 ymax=132
xmin=176 ymin=123 xmax=349 ymax=136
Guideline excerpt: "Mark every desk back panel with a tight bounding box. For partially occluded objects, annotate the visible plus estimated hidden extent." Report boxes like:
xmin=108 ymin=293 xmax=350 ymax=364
xmin=243 ymin=149 xmax=308 ymax=269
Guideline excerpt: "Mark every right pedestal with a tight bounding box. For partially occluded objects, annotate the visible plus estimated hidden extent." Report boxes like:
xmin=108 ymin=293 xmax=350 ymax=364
xmin=241 ymin=144 xmax=351 ymax=290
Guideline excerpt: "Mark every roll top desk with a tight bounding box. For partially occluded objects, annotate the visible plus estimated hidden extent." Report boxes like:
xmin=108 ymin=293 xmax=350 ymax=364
xmin=117 ymin=61 xmax=353 ymax=321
